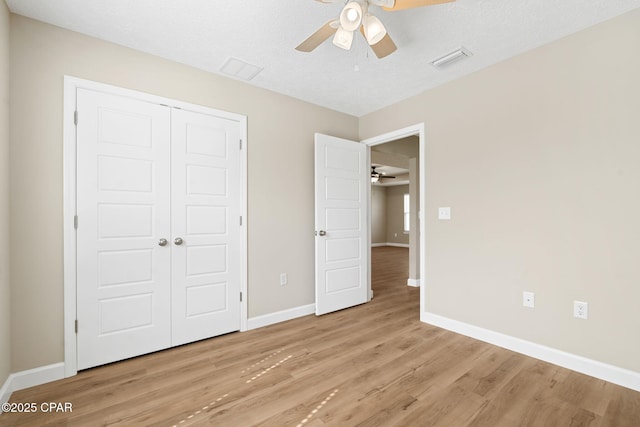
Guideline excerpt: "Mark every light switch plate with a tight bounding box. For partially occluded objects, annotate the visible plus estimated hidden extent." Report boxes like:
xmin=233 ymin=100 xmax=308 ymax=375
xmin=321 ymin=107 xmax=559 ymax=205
xmin=438 ymin=207 xmax=451 ymax=220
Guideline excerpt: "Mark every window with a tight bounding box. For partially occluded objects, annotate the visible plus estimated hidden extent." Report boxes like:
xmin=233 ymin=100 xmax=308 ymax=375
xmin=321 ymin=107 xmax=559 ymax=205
xmin=403 ymin=193 xmax=410 ymax=233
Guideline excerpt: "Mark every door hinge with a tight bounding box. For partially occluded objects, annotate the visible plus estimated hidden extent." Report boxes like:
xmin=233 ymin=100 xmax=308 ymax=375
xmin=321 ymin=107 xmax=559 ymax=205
xmin=74 ymin=215 xmax=78 ymax=229
xmin=240 ymin=292 xmax=243 ymax=302
xmin=239 ymin=139 xmax=243 ymax=150
xmin=240 ymin=216 xmax=243 ymax=226
xmin=74 ymin=111 xmax=78 ymax=125
xmin=74 ymin=320 xmax=78 ymax=333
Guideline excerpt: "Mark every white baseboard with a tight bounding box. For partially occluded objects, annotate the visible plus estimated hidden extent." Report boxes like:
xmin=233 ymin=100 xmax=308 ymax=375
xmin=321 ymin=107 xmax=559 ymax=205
xmin=385 ymin=242 xmax=410 ymax=248
xmin=248 ymin=304 xmax=316 ymax=330
xmin=0 ymin=374 xmax=11 ymax=405
xmin=407 ymin=278 xmax=420 ymax=287
xmin=0 ymin=363 xmax=65 ymax=404
xmin=422 ymin=312 xmax=640 ymax=392
xmin=371 ymin=242 xmax=410 ymax=248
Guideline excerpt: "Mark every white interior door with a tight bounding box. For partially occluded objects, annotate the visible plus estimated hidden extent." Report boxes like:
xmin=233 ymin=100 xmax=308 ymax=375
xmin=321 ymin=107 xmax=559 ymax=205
xmin=315 ymin=133 xmax=369 ymax=315
xmin=76 ymin=89 xmax=172 ymax=370
xmin=170 ymin=108 xmax=241 ymax=346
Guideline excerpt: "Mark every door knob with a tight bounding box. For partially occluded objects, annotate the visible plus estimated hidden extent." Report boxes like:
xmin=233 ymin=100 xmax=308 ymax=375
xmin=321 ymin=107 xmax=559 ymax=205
xmin=158 ymin=238 xmax=168 ymax=247
xmin=318 ymin=230 xmax=327 ymax=236
xmin=174 ymin=237 xmax=184 ymax=245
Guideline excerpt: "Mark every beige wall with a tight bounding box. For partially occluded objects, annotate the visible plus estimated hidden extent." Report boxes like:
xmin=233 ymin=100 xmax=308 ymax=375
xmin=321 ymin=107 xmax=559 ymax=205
xmin=385 ymin=185 xmax=410 ymax=245
xmin=372 ymin=184 xmax=412 ymax=247
xmin=360 ymin=9 xmax=640 ymax=372
xmin=408 ymin=158 xmax=420 ymax=280
xmin=9 ymin=15 xmax=358 ymax=372
xmin=0 ymin=0 xmax=11 ymax=388
xmin=371 ymin=186 xmax=387 ymax=244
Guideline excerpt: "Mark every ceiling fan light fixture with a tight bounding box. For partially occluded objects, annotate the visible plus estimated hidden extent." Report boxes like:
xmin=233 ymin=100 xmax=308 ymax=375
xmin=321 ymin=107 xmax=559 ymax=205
xmin=363 ymin=14 xmax=387 ymax=45
xmin=371 ymin=176 xmax=380 ymax=183
xmin=340 ymin=1 xmax=363 ymax=32
xmin=333 ymin=26 xmax=354 ymax=50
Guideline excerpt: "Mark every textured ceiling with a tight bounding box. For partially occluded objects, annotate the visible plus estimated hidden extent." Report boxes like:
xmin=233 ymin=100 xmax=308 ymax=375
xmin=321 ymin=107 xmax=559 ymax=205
xmin=6 ymin=0 xmax=640 ymax=116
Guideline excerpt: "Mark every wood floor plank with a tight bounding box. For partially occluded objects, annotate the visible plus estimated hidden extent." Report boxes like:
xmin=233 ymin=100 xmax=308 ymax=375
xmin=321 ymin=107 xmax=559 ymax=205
xmin=601 ymin=384 xmax=640 ymax=427
xmin=454 ymin=349 xmax=528 ymax=399
xmin=2 ymin=246 xmax=640 ymax=426
xmin=322 ymin=385 xmax=419 ymax=426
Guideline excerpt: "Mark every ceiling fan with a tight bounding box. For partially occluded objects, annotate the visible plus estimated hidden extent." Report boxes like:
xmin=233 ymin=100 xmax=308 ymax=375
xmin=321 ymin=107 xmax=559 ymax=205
xmin=296 ymin=0 xmax=455 ymax=59
xmin=371 ymin=165 xmax=396 ymax=182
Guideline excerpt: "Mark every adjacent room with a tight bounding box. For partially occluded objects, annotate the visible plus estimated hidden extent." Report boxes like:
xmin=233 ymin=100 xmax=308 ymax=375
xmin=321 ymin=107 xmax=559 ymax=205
xmin=1 ymin=0 xmax=640 ymax=425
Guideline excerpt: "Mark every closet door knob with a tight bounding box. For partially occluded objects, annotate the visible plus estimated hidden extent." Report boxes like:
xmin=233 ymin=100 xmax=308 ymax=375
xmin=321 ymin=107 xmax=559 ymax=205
xmin=158 ymin=238 xmax=168 ymax=247
xmin=174 ymin=237 xmax=184 ymax=246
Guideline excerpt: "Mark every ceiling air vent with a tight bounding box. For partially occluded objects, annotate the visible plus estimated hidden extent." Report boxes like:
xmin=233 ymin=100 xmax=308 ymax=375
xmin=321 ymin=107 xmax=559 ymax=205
xmin=220 ymin=57 xmax=263 ymax=81
xmin=430 ymin=47 xmax=472 ymax=69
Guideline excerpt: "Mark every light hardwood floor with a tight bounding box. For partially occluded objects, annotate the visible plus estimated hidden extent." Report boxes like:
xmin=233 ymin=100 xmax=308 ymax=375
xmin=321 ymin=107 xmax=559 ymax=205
xmin=2 ymin=246 xmax=640 ymax=426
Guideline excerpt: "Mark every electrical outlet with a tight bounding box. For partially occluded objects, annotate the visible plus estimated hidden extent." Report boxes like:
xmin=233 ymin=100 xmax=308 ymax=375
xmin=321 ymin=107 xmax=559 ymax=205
xmin=574 ymin=301 xmax=588 ymax=319
xmin=522 ymin=291 xmax=535 ymax=308
xmin=280 ymin=273 xmax=288 ymax=286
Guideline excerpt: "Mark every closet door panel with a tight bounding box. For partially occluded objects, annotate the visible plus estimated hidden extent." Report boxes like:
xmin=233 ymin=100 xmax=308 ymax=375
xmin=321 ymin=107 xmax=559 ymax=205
xmin=76 ymin=89 xmax=172 ymax=370
xmin=171 ymin=108 xmax=241 ymax=346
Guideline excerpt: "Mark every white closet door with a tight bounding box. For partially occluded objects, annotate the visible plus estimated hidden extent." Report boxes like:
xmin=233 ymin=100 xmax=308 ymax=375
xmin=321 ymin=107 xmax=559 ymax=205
xmin=170 ymin=108 xmax=242 ymax=346
xmin=76 ymin=89 xmax=172 ymax=370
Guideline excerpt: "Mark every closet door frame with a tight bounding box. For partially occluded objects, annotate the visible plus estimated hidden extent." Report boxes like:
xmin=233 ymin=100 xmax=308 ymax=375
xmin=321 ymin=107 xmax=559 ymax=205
xmin=63 ymin=76 xmax=248 ymax=377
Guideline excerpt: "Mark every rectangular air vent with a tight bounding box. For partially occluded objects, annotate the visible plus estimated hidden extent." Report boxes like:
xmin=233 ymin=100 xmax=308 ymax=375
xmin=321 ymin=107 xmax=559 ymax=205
xmin=220 ymin=57 xmax=263 ymax=81
xmin=430 ymin=47 xmax=472 ymax=69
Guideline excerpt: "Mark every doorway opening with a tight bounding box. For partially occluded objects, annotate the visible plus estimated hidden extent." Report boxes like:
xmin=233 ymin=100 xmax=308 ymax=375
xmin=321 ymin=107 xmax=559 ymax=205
xmin=363 ymin=124 xmax=425 ymax=316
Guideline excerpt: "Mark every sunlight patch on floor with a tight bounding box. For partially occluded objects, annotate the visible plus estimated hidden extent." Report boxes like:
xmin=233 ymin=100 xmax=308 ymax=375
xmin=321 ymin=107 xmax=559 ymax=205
xmin=171 ymin=349 xmax=295 ymax=425
xmin=241 ymin=349 xmax=284 ymax=374
xmin=172 ymin=393 xmax=229 ymax=427
xmin=296 ymin=389 xmax=339 ymax=427
xmin=246 ymin=354 xmax=293 ymax=384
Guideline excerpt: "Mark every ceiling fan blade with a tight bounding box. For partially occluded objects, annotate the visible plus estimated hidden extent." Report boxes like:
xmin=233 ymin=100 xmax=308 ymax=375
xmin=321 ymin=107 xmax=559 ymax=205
xmin=383 ymin=0 xmax=455 ymax=11
xmin=295 ymin=20 xmax=340 ymax=52
xmin=369 ymin=32 xmax=397 ymax=58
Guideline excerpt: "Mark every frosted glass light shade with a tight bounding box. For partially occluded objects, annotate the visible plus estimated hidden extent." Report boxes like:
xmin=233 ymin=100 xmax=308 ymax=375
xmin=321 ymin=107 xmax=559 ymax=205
xmin=333 ymin=26 xmax=354 ymax=50
xmin=339 ymin=2 xmax=363 ymax=32
xmin=364 ymin=14 xmax=387 ymax=45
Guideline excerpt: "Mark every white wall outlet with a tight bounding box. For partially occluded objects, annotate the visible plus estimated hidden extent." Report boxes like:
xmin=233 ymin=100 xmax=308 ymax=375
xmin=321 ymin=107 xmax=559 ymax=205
xmin=280 ymin=273 xmax=288 ymax=286
xmin=523 ymin=291 xmax=535 ymax=308
xmin=438 ymin=207 xmax=451 ymax=220
xmin=574 ymin=301 xmax=588 ymax=319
